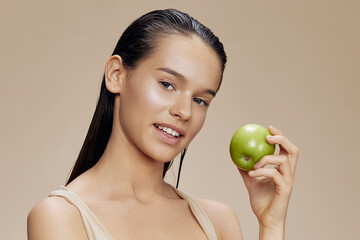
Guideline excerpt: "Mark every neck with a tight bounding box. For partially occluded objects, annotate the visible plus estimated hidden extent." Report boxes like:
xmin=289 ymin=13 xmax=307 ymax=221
xmin=80 ymin=107 xmax=174 ymax=201
xmin=89 ymin=130 xmax=169 ymax=196
xmin=68 ymin=96 xmax=176 ymax=201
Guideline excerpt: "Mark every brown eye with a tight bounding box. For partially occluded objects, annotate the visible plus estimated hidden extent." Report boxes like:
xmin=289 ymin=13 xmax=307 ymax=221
xmin=160 ymin=81 xmax=175 ymax=90
xmin=193 ymin=98 xmax=208 ymax=106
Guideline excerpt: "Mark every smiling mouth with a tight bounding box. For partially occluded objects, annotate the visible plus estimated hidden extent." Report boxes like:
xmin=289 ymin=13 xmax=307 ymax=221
xmin=154 ymin=124 xmax=182 ymax=138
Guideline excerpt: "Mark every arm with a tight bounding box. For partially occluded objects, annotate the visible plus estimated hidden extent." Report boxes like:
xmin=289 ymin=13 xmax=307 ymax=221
xmin=27 ymin=197 xmax=87 ymax=240
xmin=239 ymin=126 xmax=299 ymax=239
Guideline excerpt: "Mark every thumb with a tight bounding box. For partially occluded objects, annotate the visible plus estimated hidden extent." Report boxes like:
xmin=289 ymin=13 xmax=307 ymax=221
xmin=238 ymin=168 xmax=252 ymax=189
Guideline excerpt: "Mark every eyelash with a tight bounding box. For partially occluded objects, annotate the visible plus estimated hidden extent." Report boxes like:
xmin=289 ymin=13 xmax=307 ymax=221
xmin=160 ymin=81 xmax=175 ymax=90
xmin=159 ymin=81 xmax=209 ymax=107
xmin=193 ymin=98 xmax=208 ymax=106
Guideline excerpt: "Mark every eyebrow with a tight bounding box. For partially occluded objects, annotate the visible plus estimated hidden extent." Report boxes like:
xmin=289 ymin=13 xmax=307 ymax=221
xmin=155 ymin=67 xmax=217 ymax=97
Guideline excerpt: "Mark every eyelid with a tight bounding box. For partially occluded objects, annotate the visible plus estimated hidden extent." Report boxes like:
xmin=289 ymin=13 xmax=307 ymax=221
xmin=160 ymin=80 xmax=175 ymax=90
xmin=193 ymin=97 xmax=209 ymax=106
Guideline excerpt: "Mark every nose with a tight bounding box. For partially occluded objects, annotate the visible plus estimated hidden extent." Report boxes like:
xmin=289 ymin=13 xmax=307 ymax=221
xmin=169 ymin=93 xmax=192 ymax=121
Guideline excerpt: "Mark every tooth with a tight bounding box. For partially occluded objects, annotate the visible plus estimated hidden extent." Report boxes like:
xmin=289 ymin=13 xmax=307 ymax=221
xmin=163 ymin=127 xmax=167 ymax=131
xmin=158 ymin=126 xmax=163 ymax=130
xmin=171 ymin=131 xmax=177 ymax=136
xmin=166 ymin=128 xmax=172 ymax=134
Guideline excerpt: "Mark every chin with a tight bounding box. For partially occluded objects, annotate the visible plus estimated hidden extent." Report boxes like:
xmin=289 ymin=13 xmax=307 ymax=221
xmin=143 ymin=145 xmax=183 ymax=163
xmin=152 ymin=151 xmax=181 ymax=163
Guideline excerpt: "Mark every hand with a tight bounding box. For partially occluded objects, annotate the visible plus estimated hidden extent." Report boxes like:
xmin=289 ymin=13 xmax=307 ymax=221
xmin=238 ymin=126 xmax=299 ymax=234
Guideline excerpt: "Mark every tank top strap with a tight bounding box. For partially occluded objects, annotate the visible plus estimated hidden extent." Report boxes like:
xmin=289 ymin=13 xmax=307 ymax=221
xmin=49 ymin=186 xmax=217 ymax=240
xmin=49 ymin=186 xmax=114 ymax=240
xmin=172 ymin=187 xmax=218 ymax=240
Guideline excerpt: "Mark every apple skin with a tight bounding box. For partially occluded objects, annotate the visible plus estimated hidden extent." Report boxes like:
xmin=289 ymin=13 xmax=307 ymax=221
xmin=230 ymin=124 xmax=275 ymax=171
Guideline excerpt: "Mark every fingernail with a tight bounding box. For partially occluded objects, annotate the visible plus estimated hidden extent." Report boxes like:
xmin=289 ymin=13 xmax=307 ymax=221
xmin=266 ymin=135 xmax=274 ymax=140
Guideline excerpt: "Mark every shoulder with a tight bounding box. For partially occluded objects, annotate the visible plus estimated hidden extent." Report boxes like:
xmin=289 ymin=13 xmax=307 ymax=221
xmin=27 ymin=196 xmax=87 ymax=240
xmin=196 ymin=198 xmax=243 ymax=240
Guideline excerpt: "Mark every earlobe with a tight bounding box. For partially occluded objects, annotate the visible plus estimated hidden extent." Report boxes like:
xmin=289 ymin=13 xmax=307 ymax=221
xmin=104 ymin=55 xmax=126 ymax=94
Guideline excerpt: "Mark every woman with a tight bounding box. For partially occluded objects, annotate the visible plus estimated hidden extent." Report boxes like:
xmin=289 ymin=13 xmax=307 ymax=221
xmin=27 ymin=9 xmax=298 ymax=239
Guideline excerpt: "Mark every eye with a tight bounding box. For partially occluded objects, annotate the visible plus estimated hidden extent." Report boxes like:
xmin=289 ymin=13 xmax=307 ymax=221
xmin=160 ymin=81 xmax=175 ymax=90
xmin=193 ymin=98 xmax=208 ymax=106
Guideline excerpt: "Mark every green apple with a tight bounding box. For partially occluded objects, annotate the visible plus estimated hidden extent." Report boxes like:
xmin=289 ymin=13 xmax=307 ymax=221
xmin=230 ymin=124 xmax=275 ymax=171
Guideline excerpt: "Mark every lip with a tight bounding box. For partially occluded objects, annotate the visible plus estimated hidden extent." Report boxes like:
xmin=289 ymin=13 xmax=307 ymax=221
xmin=153 ymin=123 xmax=185 ymax=145
xmin=154 ymin=123 xmax=185 ymax=136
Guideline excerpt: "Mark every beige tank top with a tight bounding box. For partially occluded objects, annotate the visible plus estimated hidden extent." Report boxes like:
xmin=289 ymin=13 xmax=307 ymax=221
xmin=49 ymin=186 xmax=218 ymax=240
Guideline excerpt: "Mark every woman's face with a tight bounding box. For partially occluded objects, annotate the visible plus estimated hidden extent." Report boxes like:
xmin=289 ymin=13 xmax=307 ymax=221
xmin=117 ymin=35 xmax=222 ymax=162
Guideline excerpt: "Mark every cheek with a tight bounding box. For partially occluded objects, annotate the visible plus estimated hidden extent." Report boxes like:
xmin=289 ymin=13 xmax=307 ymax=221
xmin=187 ymin=111 xmax=207 ymax=140
xmin=134 ymin=84 xmax=172 ymax=122
xmin=140 ymin=84 xmax=169 ymax=113
xmin=196 ymin=114 xmax=206 ymax=132
xmin=119 ymin=81 xmax=169 ymax=126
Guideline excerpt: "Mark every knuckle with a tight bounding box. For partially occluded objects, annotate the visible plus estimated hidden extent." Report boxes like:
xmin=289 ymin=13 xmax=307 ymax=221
xmin=271 ymin=168 xmax=279 ymax=176
xmin=280 ymin=155 xmax=288 ymax=163
xmin=261 ymin=155 xmax=271 ymax=162
xmin=292 ymin=146 xmax=299 ymax=154
xmin=275 ymin=135 xmax=284 ymax=142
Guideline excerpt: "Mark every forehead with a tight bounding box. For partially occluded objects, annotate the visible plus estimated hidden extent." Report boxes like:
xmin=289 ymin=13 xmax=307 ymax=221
xmin=136 ymin=35 xmax=223 ymax=90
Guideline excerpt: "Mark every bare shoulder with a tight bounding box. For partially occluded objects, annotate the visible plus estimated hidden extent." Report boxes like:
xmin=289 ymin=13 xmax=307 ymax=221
xmin=196 ymin=198 xmax=243 ymax=240
xmin=27 ymin=196 xmax=87 ymax=240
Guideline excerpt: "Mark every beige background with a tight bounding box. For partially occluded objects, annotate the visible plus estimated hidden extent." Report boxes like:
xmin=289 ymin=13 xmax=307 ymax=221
xmin=1 ymin=0 xmax=359 ymax=239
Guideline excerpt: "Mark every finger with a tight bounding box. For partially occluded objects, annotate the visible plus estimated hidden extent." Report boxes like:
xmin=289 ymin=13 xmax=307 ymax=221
xmin=267 ymin=126 xmax=299 ymax=156
xmin=249 ymin=168 xmax=292 ymax=194
xmin=267 ymin=126 xmax=299 ymax=177
xmin=238 ymin=168 xmax=259 ymax=192
xmin=254 ymin=155 xmax=292 ymax=182
xmin=268 ymin=125 xmax=282 ymax=135
xmin=266 ymin=134 xmax=299 ymax=175
xmin=238 ymin=168 xmax=251 ymax=187
xmin=266 ymin=135 xmax=296 ymax=155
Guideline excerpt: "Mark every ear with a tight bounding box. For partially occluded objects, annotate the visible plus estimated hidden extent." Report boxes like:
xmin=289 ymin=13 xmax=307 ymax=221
xmin=104 ymin=55 xmax=126 ymax=94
